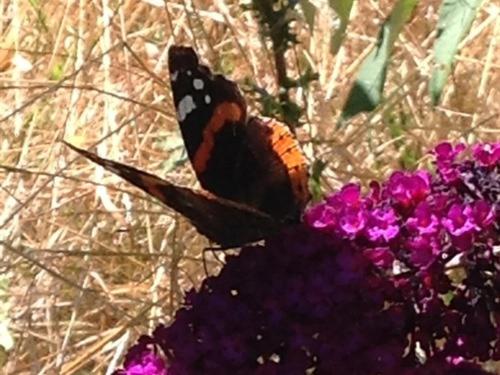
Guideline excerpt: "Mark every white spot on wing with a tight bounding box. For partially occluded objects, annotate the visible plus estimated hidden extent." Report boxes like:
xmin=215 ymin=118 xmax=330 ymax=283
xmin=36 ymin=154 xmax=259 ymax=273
xmin=204 ymin=95 xmax=211 ymax=104
xmin=193 ymin=78 xmax=204 ymax=90
xmin=177 ymin=95 xmax=196 ymax=121
xmin=171 ymin=71 xmax=179 ymax=82
xmin=187 ymin=70 xmax=192 ymax=76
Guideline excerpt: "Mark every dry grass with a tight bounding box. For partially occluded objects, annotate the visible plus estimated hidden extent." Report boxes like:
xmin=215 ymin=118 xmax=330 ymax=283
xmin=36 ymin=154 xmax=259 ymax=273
xmin=0 ymin=0 xmax=498 ymax=373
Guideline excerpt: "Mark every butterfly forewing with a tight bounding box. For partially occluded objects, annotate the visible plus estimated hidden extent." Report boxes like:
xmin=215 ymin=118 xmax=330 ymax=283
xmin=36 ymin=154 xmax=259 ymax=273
xmin=168 ymin=46 xmax=248 ymax=200
xmin=65 ymin=142 xmax=280 ymax=247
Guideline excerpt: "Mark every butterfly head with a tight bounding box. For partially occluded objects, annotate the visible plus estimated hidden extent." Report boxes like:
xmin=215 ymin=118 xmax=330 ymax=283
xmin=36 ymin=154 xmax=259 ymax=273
xmin=168 ymin=46 xmax=203 ymax=78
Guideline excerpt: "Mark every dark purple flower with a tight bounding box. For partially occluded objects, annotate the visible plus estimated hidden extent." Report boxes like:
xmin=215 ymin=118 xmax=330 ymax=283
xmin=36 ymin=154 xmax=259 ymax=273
xmin=473 ymin=143 xmax=500 ymax=166
xmin=442 ymin=203 xmax=476 ymax=237
xmin=433 ymin=143 xmax=468 ymax=183
xmin=367 ymin=180 xmax=382 ymax=204
xmin=437 ymin=163 xmax=461 ymax=183
xmin=327 ymin=183 xmax=362 ymax=208
xmin=366 ymin=206 xmax=400 ymax=242
xmin=386 ymin=171 xmax=431 ymax=208
xmin=406 ymin=202 xmax=440 ymax=235
xmin=339 ymin=206 xmax=367 ymax=238
xmin=363 ymin=247 xmax=394 ymax=268
xmin=470 ymin=200 xmax=495 ymax=230
xmin=116 ymin=142 xmax=499 ymax=374
xmin=123 ymin=352 xmax=168 ymax=375
xmin=306 ymin=184 xmax=369 ymax=238
xmin=115 ymin=339 xmax=168 ymax=375
xmin=407 ymin=234 xmax=441 ymax=267
xmin=433 ymin=142 xmax=466 ymax=164
xmin=441 ymin=203 xmax=477 ymax=251
xmin=304 ymin=203 xmax=337 ymax=230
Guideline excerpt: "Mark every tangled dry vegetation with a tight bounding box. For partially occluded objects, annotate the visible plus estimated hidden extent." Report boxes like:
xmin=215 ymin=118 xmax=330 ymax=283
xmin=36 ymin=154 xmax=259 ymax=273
xmin=0 ymin=0 xmax=498 ymax=373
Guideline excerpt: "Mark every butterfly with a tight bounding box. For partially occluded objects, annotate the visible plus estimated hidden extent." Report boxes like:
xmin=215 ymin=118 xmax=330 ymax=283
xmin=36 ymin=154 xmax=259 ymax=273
xmin=65 ymin=46 xmax=310 ymax=247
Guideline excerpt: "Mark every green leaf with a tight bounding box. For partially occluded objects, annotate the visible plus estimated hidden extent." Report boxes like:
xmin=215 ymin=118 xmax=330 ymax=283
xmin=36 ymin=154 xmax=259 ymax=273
xmin=340 ymin=0 xmax=418 ymax=124
xmin=50 ymin=62 xmax=64 ymax=81
xmin=328 ymin=0 xmax=354 ymax=55
xmin=28 ymin=0 xmax=49 ymax=33
xmin=300 ymin=0 xmax=316 ymax=31
xmin=429 ymin=0 xmax=481 ymax=105
xmin=399 ymin=146 xmax=420 ymax=170
xmin=310 ymin=159 xmax=327 ymax=201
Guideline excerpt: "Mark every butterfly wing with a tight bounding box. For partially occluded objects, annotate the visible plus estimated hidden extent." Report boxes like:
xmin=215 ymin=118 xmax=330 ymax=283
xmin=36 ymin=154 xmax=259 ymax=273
xmin=64 ymin=142 xmax=280 ymax=247
xmin=168 ymin=46 xmax=311 ymax=221
xmin=168 ymin=46 xmax=249 ymax=201
xmin=64 ymin=47 xmax=310 ymax=245
xmin=244 ymin=117 xmax=311 ymax=222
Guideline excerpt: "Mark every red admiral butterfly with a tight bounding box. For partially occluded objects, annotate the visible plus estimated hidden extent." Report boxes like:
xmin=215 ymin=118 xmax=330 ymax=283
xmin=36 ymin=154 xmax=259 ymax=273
xmin=65 ymin=46 xmax=310 ymax=247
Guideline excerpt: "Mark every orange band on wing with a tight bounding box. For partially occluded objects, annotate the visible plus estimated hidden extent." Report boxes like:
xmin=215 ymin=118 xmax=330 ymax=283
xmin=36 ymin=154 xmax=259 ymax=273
xmin=268 ymin=121 xmax=310 ymax=208
xmin=193 ymin=102 xmax=244 ymax=174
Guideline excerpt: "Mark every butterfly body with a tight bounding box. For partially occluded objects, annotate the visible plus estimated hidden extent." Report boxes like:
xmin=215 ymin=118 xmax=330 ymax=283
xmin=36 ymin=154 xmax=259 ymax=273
xmin=67 ymin=46 xmax=310 ymax=247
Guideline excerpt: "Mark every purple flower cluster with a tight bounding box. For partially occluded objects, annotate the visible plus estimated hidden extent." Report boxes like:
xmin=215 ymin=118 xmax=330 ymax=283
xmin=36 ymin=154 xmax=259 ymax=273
xmin=115 ymin=336 xmax=169 ymax=375
xmin=115 ymin=143 xmax=499 ymax=374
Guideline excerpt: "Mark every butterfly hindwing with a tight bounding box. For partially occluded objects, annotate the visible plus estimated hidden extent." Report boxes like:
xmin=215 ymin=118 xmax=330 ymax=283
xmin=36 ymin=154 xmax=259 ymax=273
xmin=244 ymin=117 xmax=311 ymax=222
